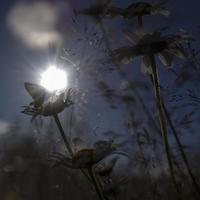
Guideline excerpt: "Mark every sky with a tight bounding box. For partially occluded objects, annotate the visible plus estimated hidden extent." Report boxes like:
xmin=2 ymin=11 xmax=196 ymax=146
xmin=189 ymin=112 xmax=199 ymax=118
xmin=0 ymin=0 xmax=200 ymax=133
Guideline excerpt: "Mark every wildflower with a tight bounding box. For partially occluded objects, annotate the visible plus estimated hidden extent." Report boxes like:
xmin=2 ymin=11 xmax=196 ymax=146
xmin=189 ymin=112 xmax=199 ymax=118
xmin=49 ymin=140 xmax=116 ymax=169
xmin=76 ymin=0 xmax=112 ymax=19
xmin=123 ymin=1 xmax=170 ymax=19
xmin=22 ymin=82 xmax=73 ymax=117
xmin=112 ymin=28 xmax=191 ymax=73
xmin=104 ymin=7 xmax=125 ymax=18
xmin=77 ymin=1 xmax=169 ymax=20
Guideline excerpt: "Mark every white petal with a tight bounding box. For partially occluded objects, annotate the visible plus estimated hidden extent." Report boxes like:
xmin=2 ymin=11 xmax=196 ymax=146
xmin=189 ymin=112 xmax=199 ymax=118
xmin=122 ymin=29 xmax=140 ymax=44
xmin=141 ymin=55 xmax=152 ymax=74
xmin=159 ymin=51 xmax=173 ymax=68
xmin=169 ymin=46 xmax=187 ymax=59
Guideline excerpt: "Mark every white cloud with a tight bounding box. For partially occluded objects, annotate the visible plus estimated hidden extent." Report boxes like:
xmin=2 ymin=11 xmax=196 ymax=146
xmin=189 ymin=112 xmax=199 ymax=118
xmin=7 ymin=1 xmax=65 ymax=50
xmin=0 ymin=121 xmax=11 ymax=135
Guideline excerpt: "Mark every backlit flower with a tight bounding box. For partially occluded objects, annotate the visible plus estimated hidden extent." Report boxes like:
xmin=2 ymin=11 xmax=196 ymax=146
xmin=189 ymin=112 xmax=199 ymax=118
xmin=49 ymin=140 xmax=116 ymax=169
xmin=22 ymin=82 xmax=73 ymax=117
xmin=77 ymin=1 xmax=170 ymax=19
xmin=112 ymin=28 xmax=191 ymax=73
xmin=76 ymin=0 xmax=113 ymax=19
xmin=123 ymin=1 xmax=170 ymax=19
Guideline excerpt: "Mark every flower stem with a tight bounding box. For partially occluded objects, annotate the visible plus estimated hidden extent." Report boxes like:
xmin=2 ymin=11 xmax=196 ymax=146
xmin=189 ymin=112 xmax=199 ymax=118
xmin=163 ymin=104 xmax=200 ymax=196
xmin=53 ymin=114 xmax=106 ymax=198
xmin=53 ymin=114 xmax=73 ymax=157
xmin=148 ymin=62 xmax=200 ymax=197
xmin=149 ymin=55 xmax=181 ymax=198
xmin=88 ymin=167 xmax=107 ymax=200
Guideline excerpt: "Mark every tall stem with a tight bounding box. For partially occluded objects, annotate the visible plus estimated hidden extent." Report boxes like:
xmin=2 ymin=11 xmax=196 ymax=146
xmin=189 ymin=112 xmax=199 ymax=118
xmin=53 ymin=114 xmax=73 ymax=157
xmin=149 ymin=55 xmax=181 ymax=197
xmin=149 ymin=66 xmax=200 ymax=197
xmin=88 ymin=167 xmax=106 ymax=200
xmin=163 ymin=104 xmax=200 ymax=196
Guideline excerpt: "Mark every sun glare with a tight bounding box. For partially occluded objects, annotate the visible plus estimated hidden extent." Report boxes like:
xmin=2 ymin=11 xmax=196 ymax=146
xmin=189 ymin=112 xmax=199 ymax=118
xmin=40 ymin=66 xmax=68 ymax=92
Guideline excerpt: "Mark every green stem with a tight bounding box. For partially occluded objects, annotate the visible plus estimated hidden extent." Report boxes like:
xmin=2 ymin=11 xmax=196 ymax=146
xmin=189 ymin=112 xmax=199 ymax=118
xmin=163 ymin=104 xmax=200 ymax=196
xmin=53 ymin=114 xmax=73 ymax=157
xmin=88 ymin=167 xmax=106 ymax=200
xmin=149 ymin=55 xmax=181 ymax=198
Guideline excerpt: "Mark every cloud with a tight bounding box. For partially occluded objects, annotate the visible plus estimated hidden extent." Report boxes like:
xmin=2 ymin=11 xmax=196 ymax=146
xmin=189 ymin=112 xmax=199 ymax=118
xmin=0 ymin=121 xmax=11 ymax=135
xmin=7 ymin=1 xmax=65 ymax=50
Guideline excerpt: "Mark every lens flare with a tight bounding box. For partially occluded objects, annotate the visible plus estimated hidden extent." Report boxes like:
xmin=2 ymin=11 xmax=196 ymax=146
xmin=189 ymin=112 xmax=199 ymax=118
xmin=40 ymin=66 xmax=67 ymax=92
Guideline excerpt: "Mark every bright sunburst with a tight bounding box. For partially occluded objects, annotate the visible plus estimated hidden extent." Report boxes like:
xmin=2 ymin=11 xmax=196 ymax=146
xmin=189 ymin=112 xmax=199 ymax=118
xmin=40 ymin=65 xmax=68 ymax=92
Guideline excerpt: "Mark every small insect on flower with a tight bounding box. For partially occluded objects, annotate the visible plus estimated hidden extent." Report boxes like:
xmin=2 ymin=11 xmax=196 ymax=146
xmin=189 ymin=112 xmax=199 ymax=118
xmin=112 ymin=28 xmax=191 ymax=74
xmin=49 ymin=140 xmax=117 ymax=169
xmin=22 ymin=82 xmax=73 ymax=118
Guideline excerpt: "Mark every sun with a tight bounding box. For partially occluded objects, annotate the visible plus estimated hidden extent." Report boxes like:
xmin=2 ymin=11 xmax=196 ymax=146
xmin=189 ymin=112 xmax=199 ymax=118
xmin=40 ymin=65 xmax=68 ymax=92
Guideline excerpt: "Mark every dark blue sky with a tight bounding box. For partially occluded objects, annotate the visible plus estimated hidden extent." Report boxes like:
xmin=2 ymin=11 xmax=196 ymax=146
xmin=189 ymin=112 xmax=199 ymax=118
xmin=0 ymin=0 xmax=200 ymax=124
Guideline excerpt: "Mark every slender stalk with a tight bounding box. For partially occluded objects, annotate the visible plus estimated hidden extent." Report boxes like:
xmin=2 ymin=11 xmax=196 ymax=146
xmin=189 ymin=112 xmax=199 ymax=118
xmin=53 ymin=114 xmax=107 ymax=198
xmin=135 ymin=16 xmax=199 ymax=195
xmin=53 ymin=114 xmax=73 ymax=156
xmin=149 ymin=55 xmax=181 ymax=197
xmin=88 ymin=167 xmax=106 ymax=200
xmin=149 ymin=70 xmax=200 ymax=196
xmin=163 ymin=104 xmax=200 ymax=196
xmin=68 ymin=105 xmax=74 ymax=141
xmin=98 ymin=19 xmax=161 ymax=137
xmin=53 ymin=114 xmax=92 ymax=180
